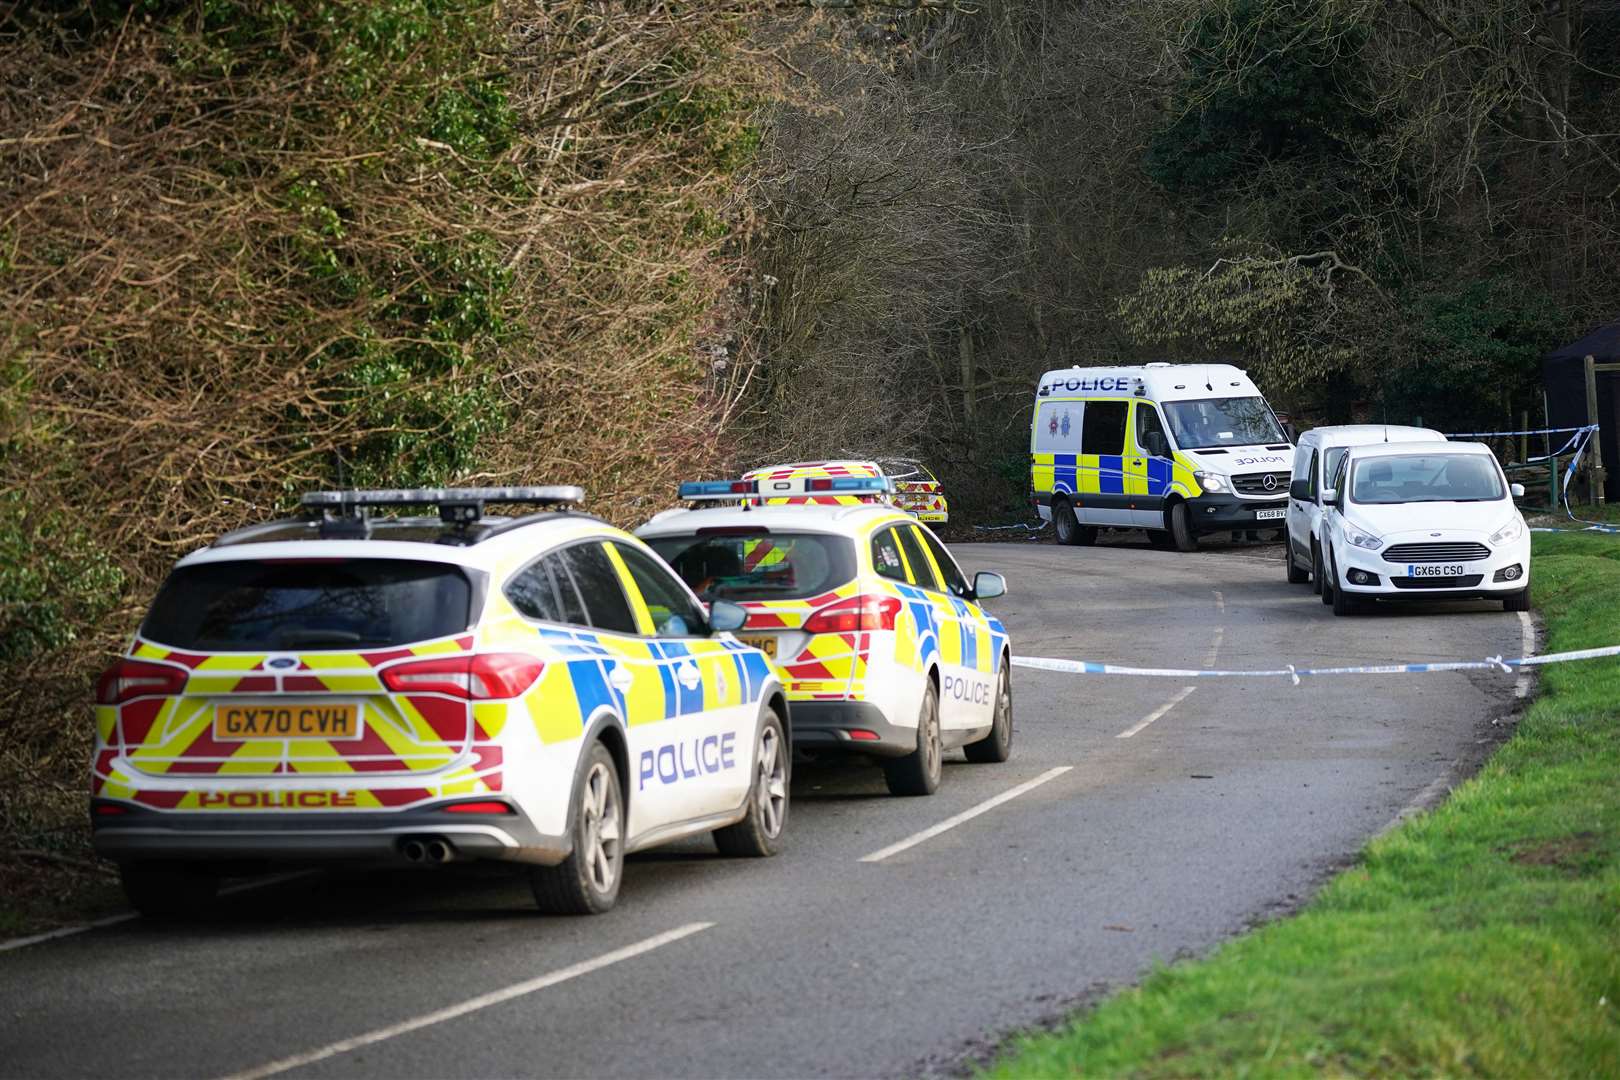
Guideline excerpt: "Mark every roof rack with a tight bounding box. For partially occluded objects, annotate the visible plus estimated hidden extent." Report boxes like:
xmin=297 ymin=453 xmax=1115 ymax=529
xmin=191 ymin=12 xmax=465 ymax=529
xmin=300 ymin=486 xmax=586 ymax=539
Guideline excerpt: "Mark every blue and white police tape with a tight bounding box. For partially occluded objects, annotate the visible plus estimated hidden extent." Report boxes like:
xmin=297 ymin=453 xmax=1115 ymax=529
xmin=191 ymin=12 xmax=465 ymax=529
xmin=1012 ymin=643 xmax=1620 ymax=685
xmin=974 ymin=520 xmax=1050 ymax=533
xmin=1442 ymin=424 xmax=1596 ymax=438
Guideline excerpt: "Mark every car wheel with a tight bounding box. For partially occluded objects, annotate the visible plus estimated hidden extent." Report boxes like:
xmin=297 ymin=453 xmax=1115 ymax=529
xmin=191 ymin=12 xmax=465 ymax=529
xmin=120 ymin=862 xmax=218 ymax=920
xmin=531 ymin=741 xmax=624 ymax=915
xmin=714 ymin=707 xmax=789 ymax=857
xmin=1285 ymin=538 xmax=1310 ymax=584
xmin=1503 ymin=588 xmax=1530 ymax=612
xmin=1170 ymin=502 xmax=1198 ymax=552
xmin=884 ymin=679 xmax=943 ymax=796
xmin=964 ymin=663 xmax=1012 ymax=764
xmin=1330 ymin=552 xmax=1363 ymax=616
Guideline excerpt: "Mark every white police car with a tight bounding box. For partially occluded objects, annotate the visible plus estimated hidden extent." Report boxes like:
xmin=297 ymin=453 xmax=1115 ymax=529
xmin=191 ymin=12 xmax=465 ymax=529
xmin=90 ymin=488 xmax=787 ymax=916
xmin=638 ymin=476 xmax=1012 ymax=796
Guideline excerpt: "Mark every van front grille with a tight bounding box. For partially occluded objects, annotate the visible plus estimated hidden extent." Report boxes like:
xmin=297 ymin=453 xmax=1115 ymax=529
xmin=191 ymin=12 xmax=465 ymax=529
xmin=1232 ymin=471 xmax=1288 ymax=496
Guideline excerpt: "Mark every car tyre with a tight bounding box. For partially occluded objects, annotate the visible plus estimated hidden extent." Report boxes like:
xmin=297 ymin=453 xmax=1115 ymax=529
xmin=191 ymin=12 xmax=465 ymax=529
xmin=1329 ymin=551 xmax=1363 ymax=616
xmin=964 ymin=663 xmax=1012 ymax=764
xmin=1169 ymin=502 xmax=1198 ymax=552
xmin=714 ymin=707 xmax=789 ymax=857
xmin=120 ymin=861 xmax=218 ymax=920
xmin=1503 ymin=587 xmax=1530 ymax=612
xmin=1285 ymin=539 xmax=1310 ymax=584
xmin=884 ymin=680 xmax=943 ymax=796
xmin=531 ymin=741 xmax=624 ymax=915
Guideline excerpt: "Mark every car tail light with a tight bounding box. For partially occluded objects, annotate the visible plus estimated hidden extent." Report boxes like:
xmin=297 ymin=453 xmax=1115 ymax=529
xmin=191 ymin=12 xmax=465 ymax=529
xmin=802 ymin=594 xmax=903 ymax=634
xmin=441 ymin=800 xmax=514 ymax=814
xmin=94 ymin=659 xmax=189 ymax=705
xmin=382 ymin=654 xmax=544 ymax=699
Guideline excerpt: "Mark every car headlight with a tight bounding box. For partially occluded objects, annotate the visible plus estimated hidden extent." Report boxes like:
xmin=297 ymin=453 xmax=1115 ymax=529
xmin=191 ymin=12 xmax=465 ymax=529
xmin=1345 ymin=526 xmax=1383 ymax=551
xmin=1490 ymin=518 xmax=1523 ymax=545
xmin=1194 ymin=471 xmax=1228 ymax=494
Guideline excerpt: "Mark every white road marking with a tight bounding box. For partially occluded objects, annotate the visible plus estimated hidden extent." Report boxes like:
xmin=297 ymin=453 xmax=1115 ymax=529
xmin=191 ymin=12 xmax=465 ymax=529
xmin=1212 ymin=589 xmax=1226 ymax=614
xmin=1116 ymin=686 xmax=1197 ymax=739
xmin=219 ymin=922 xmax=714 ymax=1080
xmin=1515 ymin=610 xmax=1535 ymax=699
xmin=1203 ymin=626 xmax=1225 ymax=668
xmin=858 ymin=767 xmax=1073 ymax=863
xmin=0 ymin=870 xmax=316 ymax=955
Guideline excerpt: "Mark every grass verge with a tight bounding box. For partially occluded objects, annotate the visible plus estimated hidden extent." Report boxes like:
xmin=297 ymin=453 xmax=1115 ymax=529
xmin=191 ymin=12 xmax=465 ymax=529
xmin=987 ymin=531 xmax=1620 ymax=1077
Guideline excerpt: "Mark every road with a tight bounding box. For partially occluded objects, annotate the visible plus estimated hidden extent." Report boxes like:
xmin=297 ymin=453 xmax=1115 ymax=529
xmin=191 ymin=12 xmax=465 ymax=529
xmin=0 ymin=538 xmax=1531 ymax=1079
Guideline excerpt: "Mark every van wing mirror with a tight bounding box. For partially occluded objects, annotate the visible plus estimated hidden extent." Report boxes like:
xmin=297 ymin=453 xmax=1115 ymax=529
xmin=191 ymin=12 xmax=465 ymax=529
xmin=972 ymin=571 xmax=1007 ymax=600
xmin=1510 ymin=482 xmax=1525 ymax=498
xmin=707 ymin=599 xmax=748 ymax=634
xmin=1321 ymin=487 xmax=1340 ymax=507
xmin=1288 ymin=478 xmax=1311 ymax=502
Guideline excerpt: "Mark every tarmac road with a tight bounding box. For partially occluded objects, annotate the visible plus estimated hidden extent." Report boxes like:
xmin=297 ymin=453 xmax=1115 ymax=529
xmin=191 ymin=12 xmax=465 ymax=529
xmin=0 ymin=538 xmax=1531 ymax=1079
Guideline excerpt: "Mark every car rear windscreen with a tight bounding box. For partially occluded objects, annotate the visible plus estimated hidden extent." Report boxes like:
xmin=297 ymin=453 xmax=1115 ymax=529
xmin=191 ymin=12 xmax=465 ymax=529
xmin=646 ymin=532 xmax=856 ymax=602
xmin=141 ymin=559 xmax=477 ymax=651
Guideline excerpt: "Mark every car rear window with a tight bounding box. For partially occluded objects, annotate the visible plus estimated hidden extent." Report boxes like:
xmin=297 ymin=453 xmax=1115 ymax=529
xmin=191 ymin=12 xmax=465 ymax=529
xmin=141 ymin=559 xmax=477 ymax=651
xmin=645 ymin=531 xmax=857 ymax=602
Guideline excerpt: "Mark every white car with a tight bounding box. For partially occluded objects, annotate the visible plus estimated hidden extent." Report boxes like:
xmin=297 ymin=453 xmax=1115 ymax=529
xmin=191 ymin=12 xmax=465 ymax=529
xmin=1285 ymin=425 xmax=1446 ymax=589
xmin=638 ymin=476 xmax=1012 ymax=796
xmin=1318 ymin=443 xmax=1530 ymax=615
xmin=90 ymin=487 xmax=787 ymax=917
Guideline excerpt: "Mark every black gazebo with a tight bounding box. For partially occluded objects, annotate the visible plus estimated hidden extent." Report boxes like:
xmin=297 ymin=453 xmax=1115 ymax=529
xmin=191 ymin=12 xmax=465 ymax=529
xmin=1543 ymin=320 xmax=1620 ymax=502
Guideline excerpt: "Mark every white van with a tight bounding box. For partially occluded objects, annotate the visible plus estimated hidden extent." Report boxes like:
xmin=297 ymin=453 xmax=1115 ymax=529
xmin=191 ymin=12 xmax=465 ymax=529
xmin=1031 ymin=363 xmax=1294 ymax=551
xmin=1284 ymin=425 xmax=1446 ymax=589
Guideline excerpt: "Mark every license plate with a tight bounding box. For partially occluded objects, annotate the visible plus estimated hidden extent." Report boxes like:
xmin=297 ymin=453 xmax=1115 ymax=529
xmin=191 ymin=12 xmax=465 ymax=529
xmin=1408 ymin=564 xmax=1466 ymax=579
xmin=1254 ymin=508 xmax=1285 ymax=521
xmin=739 ymin=635 xmax=777 ymax=659
xmin=214 ymin=702 xmax=361 ymax=741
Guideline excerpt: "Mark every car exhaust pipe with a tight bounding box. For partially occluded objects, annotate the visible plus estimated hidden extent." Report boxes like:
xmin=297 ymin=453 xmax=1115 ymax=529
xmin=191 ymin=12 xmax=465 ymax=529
xmin=400 ymin=838 xmax=427 ymax=863
xmin=424 ymin=838 xmax=454 ymax=864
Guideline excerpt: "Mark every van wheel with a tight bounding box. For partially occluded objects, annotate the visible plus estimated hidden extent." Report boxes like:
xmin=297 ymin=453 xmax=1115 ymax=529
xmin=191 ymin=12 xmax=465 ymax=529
xmin=1318 ymin=544 xmax=1333 ymax=604
xmin=1169 ymin=502 xmax=1198 ymax=552
xmin=1503 ymin=588 xmax=1530 ymax=612
xmin=1311 ymin=541 xmax=1323 ymax=594
xmin=1285 ymin=540 xmax=1310 ymax=584
xmin=530 ymin=742 xmax=624 ymax=915
xmin=1054 ymin=500 xmax=1097 ymax=547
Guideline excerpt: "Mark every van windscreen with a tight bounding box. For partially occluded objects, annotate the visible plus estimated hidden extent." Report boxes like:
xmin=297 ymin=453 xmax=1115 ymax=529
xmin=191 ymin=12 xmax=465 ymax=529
xmin=141 ymin=559 xmax=477 ymax=651
xmin=646 ymin=532 xmax=857 ymax=602
xmin=1162 ymin=397 xmax=1285 ymax=450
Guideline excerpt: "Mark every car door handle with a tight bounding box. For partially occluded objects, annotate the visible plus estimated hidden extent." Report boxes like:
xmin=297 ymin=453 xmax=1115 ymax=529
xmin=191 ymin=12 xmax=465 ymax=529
xmin=675 ymin=660 xmax=701 ymax=691
xmin=608 ymin=665 xmax=634 ymax=692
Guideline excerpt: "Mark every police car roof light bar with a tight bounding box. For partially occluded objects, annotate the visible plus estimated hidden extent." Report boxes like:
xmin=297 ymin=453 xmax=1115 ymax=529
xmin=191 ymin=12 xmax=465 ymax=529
xmin=302 ymin=486 xmax=586 ymax=536
xmin=804 ymin=476 xmax=893 ymax=494
xmin=678 ymin=480 xmax=759 ymax=501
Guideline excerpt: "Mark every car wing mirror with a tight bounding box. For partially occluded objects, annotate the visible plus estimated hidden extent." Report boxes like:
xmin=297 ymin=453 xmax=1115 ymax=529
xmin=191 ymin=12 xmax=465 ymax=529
xmin=1288 ymin=478 xmax=1311 ymax=501
xmin=707 ymin=599 xmax=748 ymax=634
xmin=1510 ymin=482 xmax=1525 ymax=498
xmin=972 ymin=571 xmax=1007 ymax=600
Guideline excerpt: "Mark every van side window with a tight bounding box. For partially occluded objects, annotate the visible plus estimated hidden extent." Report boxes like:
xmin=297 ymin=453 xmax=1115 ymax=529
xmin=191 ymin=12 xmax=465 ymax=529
xmin=1134 ymin=404 xmax=1169 ymax=457
xmin=1324 ymin=448 xmax=1348 ymax=493
xmin=1307 ymin=450 xmax=1319 ymax=497
xmin=1034 ymin=402 xmax=1082 ymax=453
xmin=1081 ymin=401 xmax=1128 ymax=456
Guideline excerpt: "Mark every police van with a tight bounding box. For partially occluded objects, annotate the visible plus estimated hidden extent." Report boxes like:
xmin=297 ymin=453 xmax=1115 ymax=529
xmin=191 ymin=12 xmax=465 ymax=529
xmin=1031 ymin=363 xmax=1295 ymax=551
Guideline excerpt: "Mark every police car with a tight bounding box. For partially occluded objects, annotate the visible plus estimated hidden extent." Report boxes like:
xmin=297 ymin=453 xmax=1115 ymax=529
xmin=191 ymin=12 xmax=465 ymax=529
xmin=90 ymin=488 xmax=788 ymax=917
xmin=875 ymin=458 xmax=949 ymax=523
xmin=743 ymin=460 xmax=889 ymax=506
xmin=637 ymin=476 xmax=1012 ymax=796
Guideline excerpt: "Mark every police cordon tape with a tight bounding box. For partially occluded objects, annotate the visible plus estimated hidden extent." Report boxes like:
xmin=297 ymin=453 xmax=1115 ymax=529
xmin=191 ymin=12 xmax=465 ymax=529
xmin=1011 ymin=643 xmax=1620 ymax=685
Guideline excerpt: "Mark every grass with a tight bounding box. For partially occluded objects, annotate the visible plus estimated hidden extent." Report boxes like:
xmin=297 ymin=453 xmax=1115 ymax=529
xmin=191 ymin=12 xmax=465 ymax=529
xmin=987 ymin=531 xmax=1620 ymax=1078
